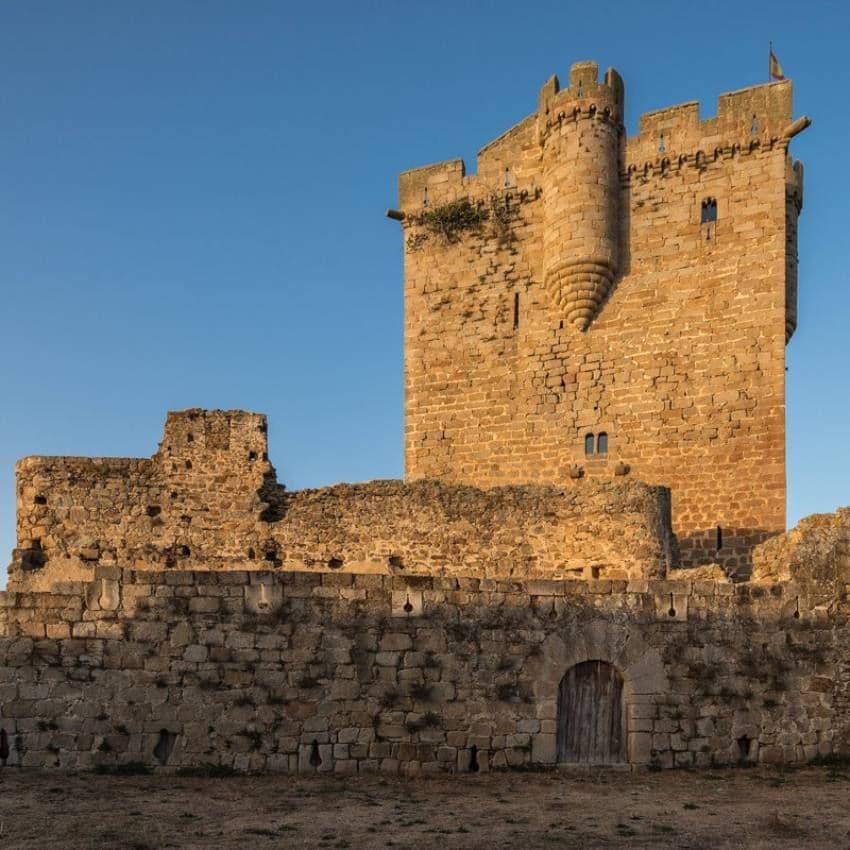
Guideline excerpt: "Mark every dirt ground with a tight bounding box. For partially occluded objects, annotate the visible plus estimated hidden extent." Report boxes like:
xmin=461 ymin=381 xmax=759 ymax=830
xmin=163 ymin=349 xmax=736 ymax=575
xmin=1 ymin=765 xmax=849 ymax=849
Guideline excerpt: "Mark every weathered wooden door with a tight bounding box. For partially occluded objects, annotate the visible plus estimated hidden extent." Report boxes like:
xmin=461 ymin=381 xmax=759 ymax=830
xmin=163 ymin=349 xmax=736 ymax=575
xmin=557 ymin=660 xmax=625 ymax=764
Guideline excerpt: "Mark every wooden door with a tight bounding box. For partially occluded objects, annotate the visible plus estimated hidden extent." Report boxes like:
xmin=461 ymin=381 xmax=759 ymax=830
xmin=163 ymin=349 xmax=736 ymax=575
xmin=557 ymin=660 xmax=625 ymax=764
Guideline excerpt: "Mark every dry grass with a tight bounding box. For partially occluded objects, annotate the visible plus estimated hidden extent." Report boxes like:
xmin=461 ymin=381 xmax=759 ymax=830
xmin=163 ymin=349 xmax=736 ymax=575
xmin=0 ymin=765 xmax=848 ymax=848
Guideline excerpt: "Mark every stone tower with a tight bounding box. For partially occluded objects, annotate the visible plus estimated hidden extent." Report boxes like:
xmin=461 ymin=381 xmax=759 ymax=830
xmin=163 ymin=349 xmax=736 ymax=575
xmin=539 ymin=62 xmax=623 ymax=330
xmin=396 ymin=60 xmax=808 ymax=575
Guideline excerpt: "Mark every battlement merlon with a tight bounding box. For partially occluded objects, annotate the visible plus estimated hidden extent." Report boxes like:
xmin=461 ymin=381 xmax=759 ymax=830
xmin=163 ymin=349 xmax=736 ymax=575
xmin=154 ymin=408 xmax=269 ymax=463
xmin=397 ymin=63 xmax=811 ymax=212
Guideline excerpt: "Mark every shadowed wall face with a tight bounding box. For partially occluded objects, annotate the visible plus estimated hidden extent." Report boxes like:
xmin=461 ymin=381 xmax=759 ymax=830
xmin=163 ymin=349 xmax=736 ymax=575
xmin=0 ymin=567 xmax=844 ymax=773
xmin=400 ymin=61 xmax=804 ymax=574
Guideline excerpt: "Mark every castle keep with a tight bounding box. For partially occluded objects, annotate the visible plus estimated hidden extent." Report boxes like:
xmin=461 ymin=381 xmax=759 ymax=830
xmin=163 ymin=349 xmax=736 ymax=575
xmin=399 ymin=61 xmax=806 ymax=574
xmin=3 ymin=61 xmax=847 ymax=777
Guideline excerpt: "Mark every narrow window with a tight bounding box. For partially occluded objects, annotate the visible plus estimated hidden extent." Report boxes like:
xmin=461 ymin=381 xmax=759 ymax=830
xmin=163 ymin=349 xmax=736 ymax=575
xmin=513 ymin=292 xmax=520 ymax=330
xmin=658 ymin=133 xmax=665 ymax=153
xmin=701 ymin=198 xmax=717 ymax=224
xmin=504 ymin=167 xmax=511 ymax=188
xmin=597 ymin=433 xmax=608 ymax=454
xmin=716 ymin=526 xmax=723 ymax=551
xmin=584 ymin=434 xmax=595 ymax=456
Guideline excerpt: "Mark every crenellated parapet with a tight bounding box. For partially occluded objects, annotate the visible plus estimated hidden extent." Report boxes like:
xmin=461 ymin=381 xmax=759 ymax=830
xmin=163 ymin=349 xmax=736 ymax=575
xmin=536 ymin=61 xmax=625 ymax=141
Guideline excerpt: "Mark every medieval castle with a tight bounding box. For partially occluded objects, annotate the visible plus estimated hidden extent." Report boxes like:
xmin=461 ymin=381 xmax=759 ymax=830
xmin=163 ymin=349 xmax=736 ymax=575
xmin=2 ymin=61 xmax=845 ymax=775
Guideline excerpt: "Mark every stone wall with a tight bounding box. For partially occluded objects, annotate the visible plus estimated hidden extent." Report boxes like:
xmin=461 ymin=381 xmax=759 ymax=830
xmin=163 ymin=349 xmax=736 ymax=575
xmin=399 ymin=61 xmax=807 ymax=574
xmin=0 ymin=564 xmax=845 ymax=773
xmin=9 ymin=410 xmax=674 ymax=591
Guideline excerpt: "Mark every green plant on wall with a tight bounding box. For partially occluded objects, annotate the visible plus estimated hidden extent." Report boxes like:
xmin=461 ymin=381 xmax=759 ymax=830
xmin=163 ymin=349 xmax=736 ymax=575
xmin=406 ymin=194 xmax=515 ymax=251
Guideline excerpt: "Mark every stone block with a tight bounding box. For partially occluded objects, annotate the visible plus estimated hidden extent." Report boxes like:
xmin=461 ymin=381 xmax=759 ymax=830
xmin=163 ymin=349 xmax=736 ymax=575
xmin=532 ymin=733 xmax=556 ymax=764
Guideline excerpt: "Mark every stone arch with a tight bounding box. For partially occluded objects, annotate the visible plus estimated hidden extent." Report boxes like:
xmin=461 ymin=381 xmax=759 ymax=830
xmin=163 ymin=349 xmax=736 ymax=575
xmin=526 ymin=622 xmax=668 ymax=766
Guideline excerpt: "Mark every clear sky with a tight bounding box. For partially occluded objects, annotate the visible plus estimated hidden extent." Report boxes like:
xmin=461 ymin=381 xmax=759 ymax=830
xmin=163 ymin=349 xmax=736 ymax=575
xmin=1 ymin=0 xmax=847 ymax=582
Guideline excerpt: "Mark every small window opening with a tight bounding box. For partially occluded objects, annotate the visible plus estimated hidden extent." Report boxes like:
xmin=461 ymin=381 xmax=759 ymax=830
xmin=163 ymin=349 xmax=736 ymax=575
xmin=715 ymin=526 xmax=723 ymax=551
xmin=701 ymin=198 xmax=717 ymax=224
xmin=596 ymin=432 xmax=608 ymax=454
xmin=504 ymin=167 xmax=511 ymax=188
xmin=146 ymin=505 xmax=161 ymax=518
xmin=469 ymin=744 xmax=480 ymax=773
xmin=186 ymin=433 xmax=193 ymax=442
xmin=422 ymin=187 xmax=429 ymax=207
xmin=584 ymin=433 xmax=595 ymax=456
xmin=576 ymin=82 xmax=583 ymax=97
xmin=248 ymin=451 xmax=257 ymax=462
xmin=34 ymin=495 xmax=47 ymax=506
xmin=309 ymin=739 xmax=322 ymax=768
xmin=658 ymin=133 xmax=665 ymax=153
xmin=247 ymin=548 xmax=256 ymax=560
xmin=513 ymin=292 xmax=520 ymax=330
xmin=668 ymin=592 xmax=677 ymax=618
xmin=185 ymin=459 xmax=192 ymax=470
xmin=750 ymin=114 xmax=758 ymax=135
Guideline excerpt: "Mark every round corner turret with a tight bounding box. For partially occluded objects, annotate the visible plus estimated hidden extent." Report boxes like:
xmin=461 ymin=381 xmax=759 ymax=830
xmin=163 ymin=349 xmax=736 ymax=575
xmin=539 ymin=60 xmax=624 ymax=331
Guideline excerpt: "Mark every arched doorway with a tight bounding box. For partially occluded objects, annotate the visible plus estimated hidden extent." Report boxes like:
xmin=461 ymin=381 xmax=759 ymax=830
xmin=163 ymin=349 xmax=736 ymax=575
xmin=557 ymin=660 xmax=625 ymax=764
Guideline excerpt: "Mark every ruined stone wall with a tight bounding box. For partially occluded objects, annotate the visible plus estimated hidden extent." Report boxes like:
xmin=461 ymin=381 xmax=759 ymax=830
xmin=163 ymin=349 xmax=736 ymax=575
xmin=9 ymin=410 xmax=674 ymax=591
xmin=400 ymin=62 xmax=806 ymax=574
xmin=0 ymin=567 xmax=844 ymax=773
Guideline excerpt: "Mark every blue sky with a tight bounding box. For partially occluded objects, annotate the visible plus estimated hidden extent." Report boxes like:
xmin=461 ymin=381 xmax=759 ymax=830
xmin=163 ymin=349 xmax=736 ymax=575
xmin=1 ymin=0 xmax=847 ymax=580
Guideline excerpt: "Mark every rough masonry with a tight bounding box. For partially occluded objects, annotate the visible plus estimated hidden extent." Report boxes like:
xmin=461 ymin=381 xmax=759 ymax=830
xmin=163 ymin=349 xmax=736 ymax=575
xmin=3 ymin=59 xmax=842 ymax=776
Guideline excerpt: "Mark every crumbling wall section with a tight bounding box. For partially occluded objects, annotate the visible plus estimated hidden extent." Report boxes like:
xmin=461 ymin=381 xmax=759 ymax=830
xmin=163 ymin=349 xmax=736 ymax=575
xmin=9 ymin=411 xmax=675 ymax=590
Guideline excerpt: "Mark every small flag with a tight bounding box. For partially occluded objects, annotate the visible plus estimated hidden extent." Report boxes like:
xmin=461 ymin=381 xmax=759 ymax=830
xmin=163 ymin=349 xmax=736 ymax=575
xmin=769 ymin=45 xmax=785 ymax=80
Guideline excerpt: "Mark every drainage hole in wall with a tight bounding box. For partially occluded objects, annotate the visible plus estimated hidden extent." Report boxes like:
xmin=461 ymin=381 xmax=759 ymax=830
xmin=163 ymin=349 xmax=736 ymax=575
xmin=153 ymin=729 xmax=177 ymax=765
